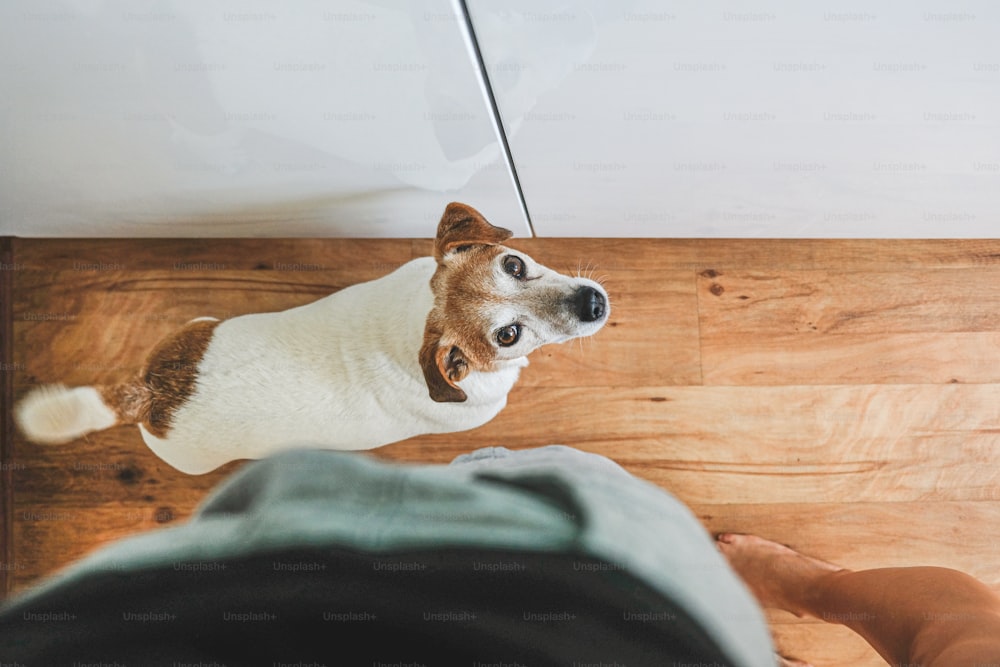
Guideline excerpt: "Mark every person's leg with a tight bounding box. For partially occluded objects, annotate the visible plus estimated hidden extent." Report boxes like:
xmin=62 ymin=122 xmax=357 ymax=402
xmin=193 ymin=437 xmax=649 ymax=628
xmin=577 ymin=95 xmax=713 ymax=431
xmin=717 ymin=533 xmax=1000 ymax=666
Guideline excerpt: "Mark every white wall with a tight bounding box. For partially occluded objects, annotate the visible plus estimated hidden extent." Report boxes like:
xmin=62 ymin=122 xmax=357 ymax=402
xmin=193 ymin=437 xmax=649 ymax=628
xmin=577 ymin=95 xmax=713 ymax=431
xmin=470 ymin=0 xmax=1000 ymax=237
xmin=2 ymin=0 xmax=998 ymax=237
xmin=0 ymin=0 xmax=527 ymax=237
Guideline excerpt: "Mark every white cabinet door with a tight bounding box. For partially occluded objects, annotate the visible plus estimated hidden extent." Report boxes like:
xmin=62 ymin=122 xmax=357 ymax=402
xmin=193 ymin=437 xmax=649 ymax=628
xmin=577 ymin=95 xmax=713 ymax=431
xmin=468 ymin=0 xmax=1000 ymax=237
xmin=0 ymin=0 xmax=528 ymax=237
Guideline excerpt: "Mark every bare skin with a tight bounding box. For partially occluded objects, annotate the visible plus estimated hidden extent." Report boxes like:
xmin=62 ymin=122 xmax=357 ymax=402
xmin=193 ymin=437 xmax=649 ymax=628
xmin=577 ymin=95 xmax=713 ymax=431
xmin=717 ymin=533 xmax=1000 ymax=667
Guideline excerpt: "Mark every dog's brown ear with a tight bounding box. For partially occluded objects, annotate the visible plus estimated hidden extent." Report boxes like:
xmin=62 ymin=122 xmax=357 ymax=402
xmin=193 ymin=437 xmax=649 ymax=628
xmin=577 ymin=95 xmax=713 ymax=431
xmin=419 ymin=330 xmax=470 ymax=403
xmin=435 ymin=202 xmax=513 ymax=261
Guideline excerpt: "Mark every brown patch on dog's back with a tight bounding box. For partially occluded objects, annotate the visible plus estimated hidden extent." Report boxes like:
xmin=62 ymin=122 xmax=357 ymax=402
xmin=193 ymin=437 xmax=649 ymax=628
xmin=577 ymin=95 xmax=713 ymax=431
xmin=141 ymin=319 xmax=220 ymax=437
xmin=99 ymin=319 xmax=220 ymax=436
xmin=98 ymin=378 xmax=153 ymax=426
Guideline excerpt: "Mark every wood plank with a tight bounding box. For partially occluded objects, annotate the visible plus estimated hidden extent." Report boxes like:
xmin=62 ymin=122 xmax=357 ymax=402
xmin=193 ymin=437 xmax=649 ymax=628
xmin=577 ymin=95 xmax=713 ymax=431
xmin=12 ymin=429 xmax=236 ymax=503
xmin=699 ymin=268 xmax=1000 ymax=385
xmin=379 ymin=384 xmax=1000 ymax=504
xmin=20 ymin=238 xmax=1000 ymax=273
xmin=17 ymin=237 xmax=633 ymax=276
xmin=511 ymin=238 xmax=1000 ymax=271
xmin=702 ymin=331 xmax=1000 ymax=386
xmin=698 ymin=269 xmax=1000 ymax=336
xmin=14 ymin=238 xmax=416 ymax=271
xmin=0 ymin=237 xmax=14 ymax=596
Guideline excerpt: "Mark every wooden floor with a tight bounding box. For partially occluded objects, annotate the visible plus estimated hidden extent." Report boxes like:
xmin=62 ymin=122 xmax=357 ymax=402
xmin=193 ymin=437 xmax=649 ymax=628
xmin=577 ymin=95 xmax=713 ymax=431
xmin=4 ymin=236 xmax=1000 ymax=666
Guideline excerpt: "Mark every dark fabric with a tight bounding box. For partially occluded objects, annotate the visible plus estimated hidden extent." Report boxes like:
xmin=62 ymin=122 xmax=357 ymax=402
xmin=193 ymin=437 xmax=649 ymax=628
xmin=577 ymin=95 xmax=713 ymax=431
xmin=1 ymin=546 xmax=739 ymax=667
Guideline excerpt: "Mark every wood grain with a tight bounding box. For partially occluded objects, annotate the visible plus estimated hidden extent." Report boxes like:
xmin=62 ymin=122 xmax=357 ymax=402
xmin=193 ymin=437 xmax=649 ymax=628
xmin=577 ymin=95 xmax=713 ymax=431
xmin=507 ymin=238 xmax=1000 ymax=271
xmin=699 ymin=269 xmax=1000 ymax=385
xmin=698 ymin=269 xmax=1000 ymax=335
xmin=1 ymin=236 xmax=13 ymax=596
xmin=8 ymin=236 xmax=1000 ymax=666
xmin=702 ymin=331 xmax=1000 ymax=385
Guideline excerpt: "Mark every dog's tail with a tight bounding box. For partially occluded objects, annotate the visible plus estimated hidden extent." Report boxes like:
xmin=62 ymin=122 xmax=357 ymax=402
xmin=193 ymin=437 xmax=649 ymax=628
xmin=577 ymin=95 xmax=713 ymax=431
xmin=14 ymin=379 xmax=151 ymax=444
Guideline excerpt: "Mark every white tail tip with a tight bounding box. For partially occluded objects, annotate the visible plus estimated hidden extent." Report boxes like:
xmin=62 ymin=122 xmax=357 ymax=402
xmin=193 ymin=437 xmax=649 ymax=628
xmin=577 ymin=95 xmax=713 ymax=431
xmin=14 ymin=385 xmax=119 ymax=444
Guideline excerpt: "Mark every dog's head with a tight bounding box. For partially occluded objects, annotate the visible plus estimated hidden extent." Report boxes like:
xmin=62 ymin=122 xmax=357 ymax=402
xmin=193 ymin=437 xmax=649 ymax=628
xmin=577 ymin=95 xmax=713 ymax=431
xmin=420 ymin=202 xmax=609 ymax=403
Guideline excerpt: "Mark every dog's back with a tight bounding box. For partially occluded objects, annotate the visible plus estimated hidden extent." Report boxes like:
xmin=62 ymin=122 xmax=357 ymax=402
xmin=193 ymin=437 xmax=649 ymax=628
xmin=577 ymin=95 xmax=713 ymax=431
xmin=143 ymin=258 xmax=525 ymax=473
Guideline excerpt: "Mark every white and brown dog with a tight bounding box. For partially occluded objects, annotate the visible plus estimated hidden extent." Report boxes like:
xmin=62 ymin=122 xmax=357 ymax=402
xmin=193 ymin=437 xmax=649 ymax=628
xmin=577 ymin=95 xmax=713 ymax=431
xmin=15 ymin=203 xmax=609 ymax=474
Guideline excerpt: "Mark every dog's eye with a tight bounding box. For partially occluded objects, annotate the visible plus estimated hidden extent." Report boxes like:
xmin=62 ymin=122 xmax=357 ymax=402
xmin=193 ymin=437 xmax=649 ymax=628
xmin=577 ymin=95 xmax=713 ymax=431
xmin=502 ymin=255 xmax=526 ymax=279
xmin=495 ymin=324 xmax=521 ymax=347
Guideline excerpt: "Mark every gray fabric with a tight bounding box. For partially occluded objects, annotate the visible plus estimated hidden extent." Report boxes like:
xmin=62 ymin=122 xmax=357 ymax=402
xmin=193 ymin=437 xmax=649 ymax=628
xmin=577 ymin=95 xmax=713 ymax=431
xmin=449 ymin=446 xmax=776 ymax=665
xmin=5 ymin=445 xmax=775 ymax=666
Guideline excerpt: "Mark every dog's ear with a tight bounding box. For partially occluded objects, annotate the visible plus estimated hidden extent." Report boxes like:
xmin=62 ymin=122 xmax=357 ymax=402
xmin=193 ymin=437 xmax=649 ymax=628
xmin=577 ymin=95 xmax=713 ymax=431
xmin=435 ymin=202 xmax=513 ymax=262
xmin=419 ymin=329 xmax=470 ymax=403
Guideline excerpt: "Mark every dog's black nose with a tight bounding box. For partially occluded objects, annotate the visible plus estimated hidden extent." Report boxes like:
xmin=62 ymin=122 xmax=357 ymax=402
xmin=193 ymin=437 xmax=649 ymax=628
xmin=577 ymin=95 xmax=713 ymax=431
xmin=574 ymin=286 xmax=606 ymax=322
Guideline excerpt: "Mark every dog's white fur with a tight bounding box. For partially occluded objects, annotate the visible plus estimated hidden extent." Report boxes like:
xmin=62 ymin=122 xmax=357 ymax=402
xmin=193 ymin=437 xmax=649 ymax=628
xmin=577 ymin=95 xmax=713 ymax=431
xmin=15 ymin=203 xmax=609 ymax=474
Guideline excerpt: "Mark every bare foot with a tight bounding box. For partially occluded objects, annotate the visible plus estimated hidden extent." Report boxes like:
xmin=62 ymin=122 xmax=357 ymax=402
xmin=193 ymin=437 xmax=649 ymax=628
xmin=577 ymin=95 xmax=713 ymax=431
xmin=716 ymin=533 xmax=845 ymax=618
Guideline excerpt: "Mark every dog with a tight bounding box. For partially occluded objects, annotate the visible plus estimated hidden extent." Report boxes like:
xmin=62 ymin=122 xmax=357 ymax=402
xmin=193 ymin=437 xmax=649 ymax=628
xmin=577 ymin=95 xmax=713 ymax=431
xmin=15 ymin=203 xmax=610 ymax=474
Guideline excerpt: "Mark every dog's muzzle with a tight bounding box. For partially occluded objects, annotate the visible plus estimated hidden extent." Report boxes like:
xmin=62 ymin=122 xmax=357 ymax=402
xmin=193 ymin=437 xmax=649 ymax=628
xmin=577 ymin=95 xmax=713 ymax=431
xmin=574 ymin=285 xmax=607 ymax=323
